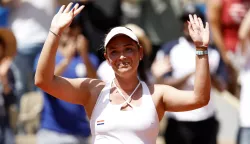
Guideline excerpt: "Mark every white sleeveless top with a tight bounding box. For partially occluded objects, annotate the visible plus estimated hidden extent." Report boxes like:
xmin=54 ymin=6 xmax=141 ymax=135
xmin=90 ymin=80 xmax=159 ymax=144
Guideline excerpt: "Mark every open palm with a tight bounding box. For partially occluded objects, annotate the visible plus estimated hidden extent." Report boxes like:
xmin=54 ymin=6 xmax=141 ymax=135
xmin=188 ymin=14 xmax=210 ymax=48
xmin=51 ymin=3 xmax=84 ymax=34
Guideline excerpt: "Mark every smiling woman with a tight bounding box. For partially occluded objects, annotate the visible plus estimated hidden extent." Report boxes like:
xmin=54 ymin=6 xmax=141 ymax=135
xmin=35 ymin=2 xmax=211 ymax=144
xmin=104 ymin=27 xmax=143 ymax=78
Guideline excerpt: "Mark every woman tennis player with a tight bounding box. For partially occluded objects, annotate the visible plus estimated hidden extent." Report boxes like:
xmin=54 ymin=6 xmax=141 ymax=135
xmin=35 ymin=3 xmax=211 ymax=144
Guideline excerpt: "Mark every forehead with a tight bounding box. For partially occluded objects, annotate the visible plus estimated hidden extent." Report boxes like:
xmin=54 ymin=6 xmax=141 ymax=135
xmin=106 ymin=35 xmax=137 ymax=49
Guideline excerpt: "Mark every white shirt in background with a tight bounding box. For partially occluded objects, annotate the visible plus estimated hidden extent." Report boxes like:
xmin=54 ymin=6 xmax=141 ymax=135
xmin=239 ymin=39 xmax=250 ymax=127
xmin=9 ymin=0 xmax=57 ymax=49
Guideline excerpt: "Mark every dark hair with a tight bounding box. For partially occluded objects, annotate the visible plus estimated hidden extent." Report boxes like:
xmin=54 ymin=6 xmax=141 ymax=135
xmin=0 ymin=36 xmax=6 ymax=58
xmin=0 ymin=36 xmax=6 ymax=49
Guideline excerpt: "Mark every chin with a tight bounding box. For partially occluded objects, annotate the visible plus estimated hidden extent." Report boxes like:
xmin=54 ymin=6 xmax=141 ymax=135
xmin=116 ymin=67 xmax=137 ymax=77
xmin=117 ymin=69 xmax=131 ymax=74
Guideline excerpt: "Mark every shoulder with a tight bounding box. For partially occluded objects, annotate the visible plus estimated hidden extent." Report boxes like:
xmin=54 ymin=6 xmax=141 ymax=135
xmin=84 ymin=79 xmax=110 ymax=116
xmin=149 ymin=84 xmax=173 ymax=95
xmin=146 ymin=84 xmax=168 ymax=101
xmin=87 ymin=79 xmax=106 ymax=92
xmin=146 ymin=84 xmax=172 ymax=120
xmin=88 ymin=79 xmax=111 ymax=101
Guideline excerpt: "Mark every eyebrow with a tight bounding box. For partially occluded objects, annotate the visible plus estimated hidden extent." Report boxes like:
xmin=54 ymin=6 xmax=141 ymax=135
xmin=108 ymin=44 xmax=135 ymax=50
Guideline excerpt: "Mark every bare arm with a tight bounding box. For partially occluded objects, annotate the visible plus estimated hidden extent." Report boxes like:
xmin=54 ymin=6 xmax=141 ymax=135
xmin=238 ymin=9 xmax=250 ymax=54
xmin=161 ymin=54 xmax=210 ymax=111
xmin=239 ymin=9 xmax=250 ymax=40
xmin=207 ymin=0 xmax=229 ymax=64
xmin=156 ymin=73 xmax=193 ymax=89
xmin=34 ymin=3 xmax=92 ymax=106
xmin=160 ymin=15 xmax=211 ymax=112
xmin=54 ymin=58 xmax=71 ymax=76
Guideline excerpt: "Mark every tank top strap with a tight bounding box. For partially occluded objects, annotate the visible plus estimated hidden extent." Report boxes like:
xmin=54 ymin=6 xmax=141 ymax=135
xmin=141 ymin=81 xmax=155 ymax=109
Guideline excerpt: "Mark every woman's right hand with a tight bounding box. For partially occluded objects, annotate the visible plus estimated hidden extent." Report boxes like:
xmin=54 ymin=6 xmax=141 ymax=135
xmin=50 ymin=3 xmax=84 ymax=36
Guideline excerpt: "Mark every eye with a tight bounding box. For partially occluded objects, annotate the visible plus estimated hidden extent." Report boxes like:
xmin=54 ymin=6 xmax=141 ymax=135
xmin=125 ymin=47 xmax=133 ymax=52
xmin=110 ymin=50 xmax=118 ymax=56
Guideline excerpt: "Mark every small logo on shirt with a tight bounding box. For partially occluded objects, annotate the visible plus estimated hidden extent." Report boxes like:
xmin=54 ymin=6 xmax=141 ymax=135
xmin=97 ymin=120 xmax=105 ymax=126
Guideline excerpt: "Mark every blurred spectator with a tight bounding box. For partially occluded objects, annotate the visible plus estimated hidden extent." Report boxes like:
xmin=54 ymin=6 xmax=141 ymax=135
xmin=152 ymin=5 xmax=224 ymax=144
xmin=238 ymin=9 xmax=250 ymax=55
xmin=97 ymin=23 xmax=152 ymax=84
xmin=6 ymin=0 xmax=59 ymax=104
xmin=236 ymin=9 xmax=250 ymax=144
xmin=75 ymin=0 xmax=122 ymax=61
xmin=207 ymin=0 xmax=250 ymax=96
xmin=34 ymin=18 xmax=98 ymax=144
xmin=117 ymin=0 xmax=182 ymax=65
xmin=0 ymin=28 xmax=16 ymax=144
xmin=0 ymin=2 xmax=10 ymax=27
xmin=139 ymin=0 xmax=182 ymax=64
xmin=170 ymin=0 xmax=206 ymax=16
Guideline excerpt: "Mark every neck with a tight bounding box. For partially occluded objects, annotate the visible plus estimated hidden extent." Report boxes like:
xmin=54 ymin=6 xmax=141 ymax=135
xmin=114 ymin=72 xmax=140 ymax=92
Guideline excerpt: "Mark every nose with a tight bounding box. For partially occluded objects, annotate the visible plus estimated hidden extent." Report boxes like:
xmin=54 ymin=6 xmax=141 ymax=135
xmin=119 ymin=53 xmax=126 ymax=60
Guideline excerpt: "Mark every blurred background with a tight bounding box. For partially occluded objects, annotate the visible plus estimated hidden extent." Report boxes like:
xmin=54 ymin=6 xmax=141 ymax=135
xmin=0 ymin=0 xmax=249 ymax=144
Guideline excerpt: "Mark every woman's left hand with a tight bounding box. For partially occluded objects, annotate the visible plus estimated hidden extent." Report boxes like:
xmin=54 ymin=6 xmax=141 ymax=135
xmin=188 ymin=14 xmax=210 ymax=48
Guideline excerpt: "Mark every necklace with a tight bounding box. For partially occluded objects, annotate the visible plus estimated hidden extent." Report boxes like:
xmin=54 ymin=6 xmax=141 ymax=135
xmin=113 ymin=79 xmax=141 ymax=108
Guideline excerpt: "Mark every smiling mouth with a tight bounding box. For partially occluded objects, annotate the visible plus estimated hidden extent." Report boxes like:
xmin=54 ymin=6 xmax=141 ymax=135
xmin=118 ymin=62 xmax=130 ymax=68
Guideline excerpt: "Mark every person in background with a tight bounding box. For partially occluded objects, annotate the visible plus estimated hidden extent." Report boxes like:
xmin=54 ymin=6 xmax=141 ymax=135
xmin=73 ymin=0 xmax=122 ymax=61
xmin=152 ymin=5 xmax=224 ymax=144
xmin=236 ymin=9 xmax=250 ymax=144
xmin=6 ymin=0 xmax=65 ymax=106
xmin=0 ymin=28 xmax=16 ymax=144
xmin=207 ymin=0 xmax=250 ymax=96
xmin=34 ymin=17 xmax=98 ymax=144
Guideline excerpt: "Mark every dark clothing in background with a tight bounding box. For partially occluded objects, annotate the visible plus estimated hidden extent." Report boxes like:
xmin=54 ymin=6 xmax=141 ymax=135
xmin=165 ymin=117 xmax=219 ymax=144
xmin=0 ymin=68 xmax=16 ymax=144
xmin=139 ymin=0 xmax=182 ymax=64
xmin=77 ymin=1 xmax=122 ymax=61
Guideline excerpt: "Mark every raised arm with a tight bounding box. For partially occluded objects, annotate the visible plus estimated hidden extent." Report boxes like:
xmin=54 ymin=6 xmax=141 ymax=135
xmin=160 ymin=15 xmax=211 ymax=112
xmin=34 ymin=3 xmax=95 ymax=106
xmin=239 ymin=9 xmax=250 ymax=40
